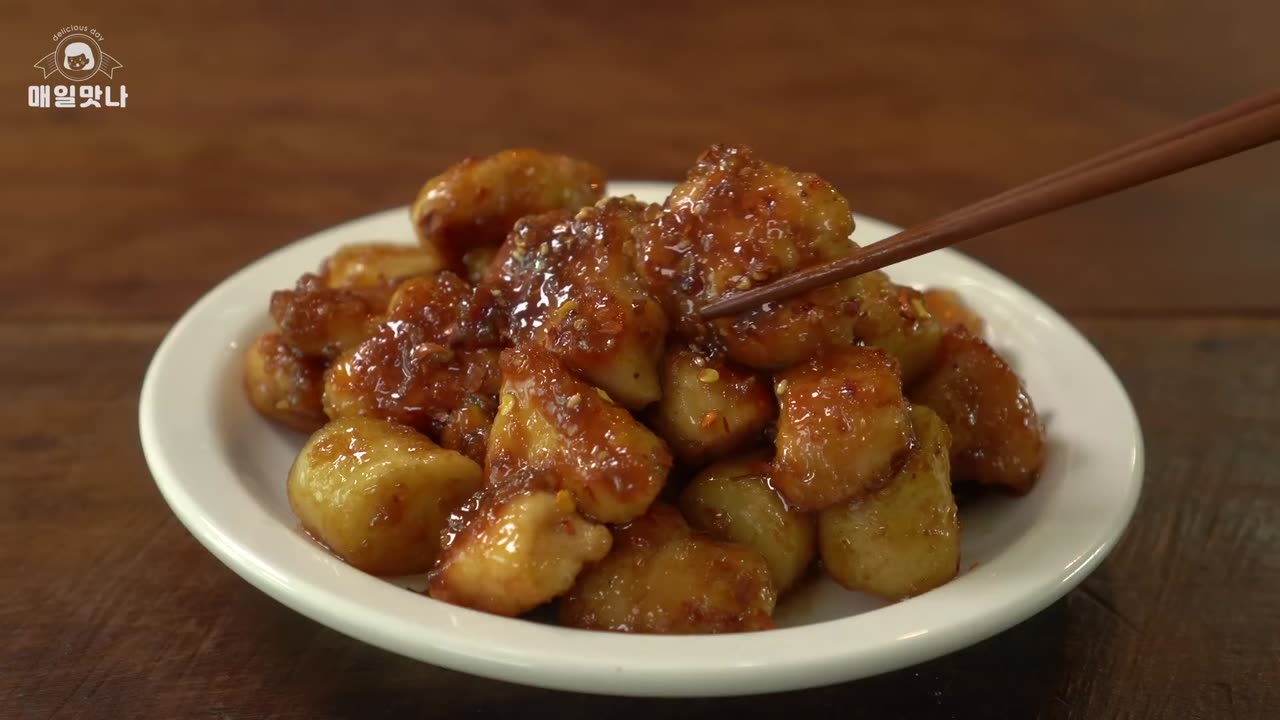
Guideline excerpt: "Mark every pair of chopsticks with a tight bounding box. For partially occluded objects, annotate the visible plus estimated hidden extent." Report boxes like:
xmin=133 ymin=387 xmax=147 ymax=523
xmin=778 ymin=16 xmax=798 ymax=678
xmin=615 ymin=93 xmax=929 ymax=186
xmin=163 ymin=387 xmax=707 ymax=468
xmin=700 ymin=89 xmax=1280 ymax=319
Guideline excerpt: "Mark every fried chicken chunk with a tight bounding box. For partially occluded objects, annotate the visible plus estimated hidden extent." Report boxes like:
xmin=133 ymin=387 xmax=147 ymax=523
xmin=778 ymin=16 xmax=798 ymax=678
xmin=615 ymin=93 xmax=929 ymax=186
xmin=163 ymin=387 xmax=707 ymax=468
xmin=288 ymin=416 xmax=483 ymax=576
xmin=909 ymin=329 xmax=1045 ymax=493
xmin=487 ymin=344 xmax=671 ymax=524
xmin=559 ymin=504 xmax=776 ymax=633
xmin=921 ymin=288 xmax=985 ymax=335
xmin=412 ymin=148 xmax=605 ymax=269
xmin=634 ymin=144 xmax=862 ymax=369
xmin=478 ymin=198 xmax=669 ymax=408
xmin=428 ymin=484 xmax=612 ymax=616
xmin=243 ymin=331 xmax=328 ymax=432
xmin=820 ymin=405 xmax=960 ymax=599
xmin=322 ymin=242 xmax=445 ymax=290
xmin=771 ymin=346 xmax=915 ymax=511
xmin=269 ymin=272 xmax=391 ymax=358
xmin=647 ymin=347 xmax=775 ymax=466
xmin=847 ymin=272 xmax=944 ymax=384
xmin=323 ymin=272 xmax=501 ymax=436
xmin=679 ymin=451 xmax=816 ymax=594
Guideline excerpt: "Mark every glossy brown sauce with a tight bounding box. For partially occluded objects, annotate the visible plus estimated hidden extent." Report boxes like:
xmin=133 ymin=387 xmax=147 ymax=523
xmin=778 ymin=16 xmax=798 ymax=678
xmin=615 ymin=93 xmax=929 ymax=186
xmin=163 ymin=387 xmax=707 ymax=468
xmin=633 ymin=145 xmax=863 ymax=368
xmin=249 ymin=144 xmax=1046 ymax=633
xmin=487 ymin=345 xmax=671 ymax=523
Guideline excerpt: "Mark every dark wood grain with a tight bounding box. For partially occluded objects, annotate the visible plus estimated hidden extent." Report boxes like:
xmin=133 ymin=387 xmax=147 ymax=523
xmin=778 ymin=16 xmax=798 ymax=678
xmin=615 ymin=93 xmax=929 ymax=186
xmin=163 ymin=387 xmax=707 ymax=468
xmin=1 ymin=1 xmax=1277 ymax=718
xmin=2 ymin=1 xmax=1278 ymax=322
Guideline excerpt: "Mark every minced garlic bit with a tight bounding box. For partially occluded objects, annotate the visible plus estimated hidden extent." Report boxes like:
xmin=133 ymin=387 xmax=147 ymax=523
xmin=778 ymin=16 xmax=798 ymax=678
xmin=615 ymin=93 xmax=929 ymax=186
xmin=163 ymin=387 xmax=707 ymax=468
xmin=566 ymin=392 xmax=582 ymax=409
xmin=775 ymin=379 xmax=789 ymax=395
xmin=698 ymin=368 xmax=720 ymax=383
xmin=498 ymin=393 xmax=515 ymax=415
xmin=553 ymin=299 xmax=577 ymax=322
xmin=595 ymin=387 xmax=614 ymax=403
xmin=735 ymin=277 xmax=752 ymax=291
xmin=412 ymin=342 xmax=454 ymax=362
xmin=910 ymin=297 xmax=931 ymax=319
xmin=555 ymin=489 xmax=576 ymax=514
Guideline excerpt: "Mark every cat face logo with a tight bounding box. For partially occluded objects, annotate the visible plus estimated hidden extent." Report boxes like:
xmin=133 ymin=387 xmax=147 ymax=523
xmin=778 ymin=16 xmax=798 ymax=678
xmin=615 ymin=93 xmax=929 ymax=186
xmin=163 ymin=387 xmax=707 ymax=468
xmin=35 ymin=32 xmax=122 ymax=82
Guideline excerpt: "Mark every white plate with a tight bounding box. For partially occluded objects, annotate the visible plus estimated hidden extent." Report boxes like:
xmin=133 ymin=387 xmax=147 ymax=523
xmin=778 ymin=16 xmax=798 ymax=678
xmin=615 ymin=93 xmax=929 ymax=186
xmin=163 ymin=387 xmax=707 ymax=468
xmin=140 ymin=181 xmax=1143 ymax=697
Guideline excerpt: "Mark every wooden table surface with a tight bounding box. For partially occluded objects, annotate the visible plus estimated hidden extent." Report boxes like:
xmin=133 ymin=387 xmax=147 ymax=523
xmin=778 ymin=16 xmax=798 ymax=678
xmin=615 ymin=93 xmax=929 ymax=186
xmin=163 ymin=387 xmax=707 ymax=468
xmin=3 ymin=2 xmax=1277 ymax=718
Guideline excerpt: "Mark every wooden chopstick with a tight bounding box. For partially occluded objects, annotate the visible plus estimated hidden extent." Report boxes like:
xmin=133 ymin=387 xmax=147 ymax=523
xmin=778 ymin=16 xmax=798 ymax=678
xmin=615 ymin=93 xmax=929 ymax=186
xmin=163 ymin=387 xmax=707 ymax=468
xmin=699 ymin=89 xmax=1280 ymax=319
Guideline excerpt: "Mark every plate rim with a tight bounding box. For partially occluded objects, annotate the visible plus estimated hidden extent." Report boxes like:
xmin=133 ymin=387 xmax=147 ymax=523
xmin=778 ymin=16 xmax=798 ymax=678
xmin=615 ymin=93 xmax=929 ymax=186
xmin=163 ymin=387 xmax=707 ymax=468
xmin=139 ymin=181 xmax=1144 ymax=697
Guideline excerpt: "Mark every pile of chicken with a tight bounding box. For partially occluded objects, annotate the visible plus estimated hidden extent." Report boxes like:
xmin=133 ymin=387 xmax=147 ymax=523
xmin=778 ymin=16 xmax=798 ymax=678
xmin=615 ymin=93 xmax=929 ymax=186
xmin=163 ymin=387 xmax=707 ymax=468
xmin=245 ymin=146 xmax=1046 ymax=633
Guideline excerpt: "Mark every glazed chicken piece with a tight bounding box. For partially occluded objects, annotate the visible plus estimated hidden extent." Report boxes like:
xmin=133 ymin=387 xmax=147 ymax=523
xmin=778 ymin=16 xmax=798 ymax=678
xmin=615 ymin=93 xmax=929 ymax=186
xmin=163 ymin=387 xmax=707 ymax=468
xmin=478 ymin=198 xmax=669 ymax=408
xmin=269 ymin=272 xmax=392 ymax=358
xmin=288 ymin=416 xmax=483 ymax=576
xmin=647 ymin=347 xmax=776 ymax=467
xmin=679 ymin=451 xmax=817 ymax=594
xmin=428 ymin=483 xmax=612 ymax=617
xmin=771 ymin=346 xmax=915 ymax=511
xmin=323 ymin=272 xmax=501 ymax=437
xmin=487 ymin=344 xmax=671 ymax=524
xmin=243 ymin=331 xmax=328 ymax=432
xmin=909 ymin=329 xmax=1045 ymax=493
xmin=819 ymin=405 xmax=960 ymax=600
xmin=321 ymin=242 xmax=445 ymax=290
xmin=559 ymin=503 xmax=776 ymax=633
xmin=633 ymin=144 xmax=863 ymax=369
xmin=847 ymin=271 xmax=944 ymax=384
xmin=921 ymin=288 xmax=985 ymax=335
xmin=412 ymin=148 xmax=606 ymax=270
